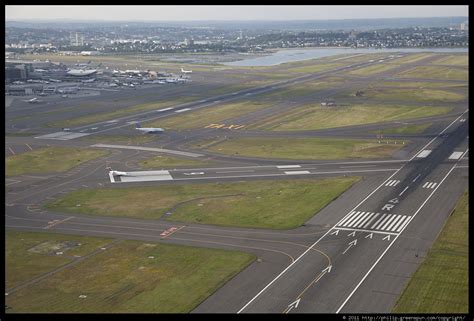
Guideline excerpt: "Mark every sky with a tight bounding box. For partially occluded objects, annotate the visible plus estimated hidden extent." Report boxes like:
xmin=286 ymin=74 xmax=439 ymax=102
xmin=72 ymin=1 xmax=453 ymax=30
xmin=5 ymin=5 xmax=469 ymax=21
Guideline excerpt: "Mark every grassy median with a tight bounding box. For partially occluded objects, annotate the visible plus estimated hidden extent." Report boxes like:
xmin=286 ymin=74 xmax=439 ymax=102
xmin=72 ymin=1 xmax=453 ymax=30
xmin=139 ymin=155 xmax=218 ymax=169
xmin=45 ymin=177 xmax=359 ymax=229
xmin=250 ymin=104 xmax=451 ymax=131
xmin=5 ymin=147 xmax=109 ymax=177
xmin=194 ymin=137 xmax=406 ymax=160
xmin=392 ymin=190 xmax=468 ymax=313
xmin=5 ymin=231 xmax=255 ymax=313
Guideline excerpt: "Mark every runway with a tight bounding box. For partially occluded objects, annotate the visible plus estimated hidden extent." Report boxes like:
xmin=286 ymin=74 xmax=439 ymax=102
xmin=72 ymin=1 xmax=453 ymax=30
xmin=5 ymin=51 xmax=469 ymax=313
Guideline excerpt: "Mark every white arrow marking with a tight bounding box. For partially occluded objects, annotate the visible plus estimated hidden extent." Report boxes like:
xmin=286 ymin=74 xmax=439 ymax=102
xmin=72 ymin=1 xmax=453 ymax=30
xmin=347 ymin=231 xmax=356 ymax=237
xmin=382 ymin=235 xmax=391 ymax=241
xmin=330 ymin=230 xmax=340 ymax=236
xmin=365 ymin=233 xmax=373 ymax=239
xmin=286 ymin=298 xmax=301 ymax=313
xmin=343 ymin=239 xmax=357 ymax=254
xmin=322 ymin=265 xmax=332 ymax=273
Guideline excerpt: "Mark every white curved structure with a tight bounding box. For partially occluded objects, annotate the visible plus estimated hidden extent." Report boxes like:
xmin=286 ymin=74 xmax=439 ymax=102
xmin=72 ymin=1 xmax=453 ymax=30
xmin=67 ymin=69 xmax=97 ymax=76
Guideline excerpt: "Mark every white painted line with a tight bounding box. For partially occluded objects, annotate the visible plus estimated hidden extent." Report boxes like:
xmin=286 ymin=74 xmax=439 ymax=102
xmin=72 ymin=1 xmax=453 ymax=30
xmin=449 ymin=151 xmax=463 ymax=160
xmin=343 ymin=212 xmax=364 ymax=227
xmin=373 ymin=214 xmax=391 ymax=230
xmin=350 ymin=212 xmax=371 ymax=228
xmin=91 ymin=144 xmax=203 ymax=158
xmin=340 ymin=165 xmax=376 ymax=169
xmin=277 ymin=165 xmax=301 ymax=169
xmin=425 ymin=182 xmax=433 ymax=189
xmin=237 ymin=164 xmax=404 ymax=313
xmin=391 ymin=215 xmax=406 ymax=232
xmin=430 ymin=182 xmax=437 ymax=189
xmin=412 ymin=174 xmax=421 ymax=182
xmin=409 ymin=109 xmax=467 ymax=162
xmin=380 ymin=214 xmax=397 ymax=231
xmin=422 ymin=182 xmax=429 ymax=188
xmin=396 ymin=216 xmax=411 ymax=233
xmin=284 ymin=171 xmax=310 ymax=175
xmin=157 ymin=107 xmax=173 ymax=112
xmin=363 ymin=213 xmax=380 ymax=229
xmin=416 ymin=150 xmax=432 ymax=158
xmin=354 ymin=212 xmax=376 ymax=228
xmin=337 ymin=211 xmax=358 ymax=226
xmin=175 ymin=108 xmax=191 ymax=113
xmin=398 ymin=186 xmax=409 ymax=196
xmin=331 ymin=226 xmax=398 ymax=236
xmin=215 ymin=170 xmax=255 ymax=174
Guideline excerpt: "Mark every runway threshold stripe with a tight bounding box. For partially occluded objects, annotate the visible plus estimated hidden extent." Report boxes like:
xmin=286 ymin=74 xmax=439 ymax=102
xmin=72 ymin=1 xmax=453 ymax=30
xmin=363 ymin=213 xmax=380 ymax=228
xmin=396 ymin=216 xmax=412 ymax=232
xmin=380 ymin=215 xmax=398 ymax=231
xmin=386 ymin=215 xmax=403 ymax=231
xmin=430 ymin=182 xmax=437 ymax=189
xmin=422 ymin=182 xmax=429 ymax=188
xmin=343 ymin=212 xmax=364 ymax=227
xmin=354 ymin=212 xmax=375 ymax=228
xmin=370 ymin=214 xmax=386 ymax=229
xmin=349 ymin=212 xmax=371 ymax=228
xmin=373 ymin=214 xmax=391 ymax=230
xmin=391 ymin=216 xmax=406 ymax=232
xmin=338 ymin=211 xmax=358 ymax=226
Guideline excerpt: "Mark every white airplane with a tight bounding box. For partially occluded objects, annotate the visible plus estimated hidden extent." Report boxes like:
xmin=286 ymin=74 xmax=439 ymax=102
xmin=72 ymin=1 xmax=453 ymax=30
xmin=110 ymin=170 xmax=130 ymax=176
xmin=25 ymin=98 xmax=42 ymax=103
xmin=181 ymin=68 xmax=192 ymax=74
xmin=135 ymin=123 xmax=165 ymax=134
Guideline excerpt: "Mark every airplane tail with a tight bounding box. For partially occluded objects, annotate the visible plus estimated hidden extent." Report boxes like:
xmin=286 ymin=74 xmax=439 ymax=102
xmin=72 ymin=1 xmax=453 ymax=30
xmin=135 ymin=123 xmax=141 ymax=128
xmin=181 ymin=68 xmax=185 ymax=73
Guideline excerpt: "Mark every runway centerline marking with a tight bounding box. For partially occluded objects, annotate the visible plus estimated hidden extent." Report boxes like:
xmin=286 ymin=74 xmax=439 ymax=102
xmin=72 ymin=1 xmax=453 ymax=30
xmin=239 ymin=114 xmax=468 ymax=313
xmin=336 ymin=148 xmax=468 ymax=313
xmin=44 ymin=216 xmax=75 ymax=230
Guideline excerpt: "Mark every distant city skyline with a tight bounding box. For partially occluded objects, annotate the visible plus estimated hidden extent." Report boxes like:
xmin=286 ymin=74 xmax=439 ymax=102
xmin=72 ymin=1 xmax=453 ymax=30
xmin=5 ymin=5 xmax=469 ymax=22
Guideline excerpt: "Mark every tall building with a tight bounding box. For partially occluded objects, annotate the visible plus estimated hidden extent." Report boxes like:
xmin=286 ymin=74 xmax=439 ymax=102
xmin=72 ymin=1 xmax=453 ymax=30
xmin=70 ymin=32 xmax=84 ymax=46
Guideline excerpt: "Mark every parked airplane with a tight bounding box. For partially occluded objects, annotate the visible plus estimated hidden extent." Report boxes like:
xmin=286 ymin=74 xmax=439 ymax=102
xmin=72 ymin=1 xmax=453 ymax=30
xmin=181 ymin=68 xmax=192 ymax=74
xmin=135 ymin=123 xmax=165 ymax=134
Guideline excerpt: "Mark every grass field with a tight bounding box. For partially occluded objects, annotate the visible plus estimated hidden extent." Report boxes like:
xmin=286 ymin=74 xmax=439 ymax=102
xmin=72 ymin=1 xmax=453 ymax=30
xmin=363 ymin=88 xmax=465 ymax=103
xmin=371 ymin=123 xmax=432 ymax=135
xmin=139 ymin=155 xmax=218 ymax=169
xmin=146 ymin=100 xmax=271 ymax=130
xmin=47 ymin=97 xmax=196 ymax=128
xmin=5 ymin=147 xmax=109 ymax=177
xmin=5 ymin=231 xmax=255 ymax=313
xmin=396 ymin=65 xmax=468 ymax=81
xmin=194 ymin=137 xmax=406 ymax=160
xmin=250 ymin=104 xmax=452 ymax=131
xmin=392 ymin=190 xmax=468 ymax=313
xmin=376 ymin=81 xmax=467 ymax=89
xmin=432 ymin=55 xmax=468 ymax=66
xmin=45 ymin=178 xmax=359 ymax=229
